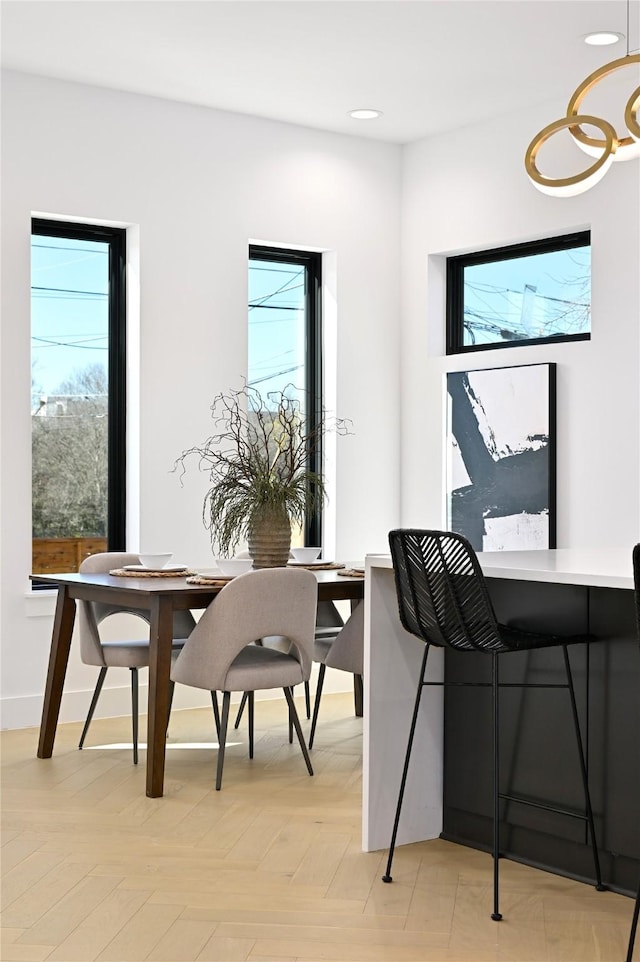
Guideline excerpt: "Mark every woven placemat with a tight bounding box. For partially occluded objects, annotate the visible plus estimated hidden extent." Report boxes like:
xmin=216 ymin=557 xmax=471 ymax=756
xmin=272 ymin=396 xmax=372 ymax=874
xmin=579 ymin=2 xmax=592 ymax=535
xmin=109 ymin=568 xmax=194 ymax=578
xmin=288 ymin=561 xmax=346 ymax=571
xmin=337 ymin=568 xmax=365 ymax=578
xmin=186 ymin=575 xmax=231 ymax=586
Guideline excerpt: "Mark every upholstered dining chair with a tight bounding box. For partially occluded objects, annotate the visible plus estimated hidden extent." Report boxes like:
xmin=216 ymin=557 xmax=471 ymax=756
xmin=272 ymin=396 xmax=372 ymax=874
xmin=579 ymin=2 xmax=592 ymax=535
xmin=382 ymin=529 xmax=603 ymax=923
xmin=171 ymin=567 xmax=318 ymax=790
xmin=309 ymin=600 xmax=364 ymax=749
xmin=77 ymin=552 xmax=196 ymax=764
xmin=232 ymin=598 xmax=345 ymax=730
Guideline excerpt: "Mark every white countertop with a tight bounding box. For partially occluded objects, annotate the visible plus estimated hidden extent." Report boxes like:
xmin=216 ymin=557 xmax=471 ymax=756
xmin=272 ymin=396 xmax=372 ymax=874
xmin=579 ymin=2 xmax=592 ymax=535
xmin=366 ymin=547 xmax=635 ymax=591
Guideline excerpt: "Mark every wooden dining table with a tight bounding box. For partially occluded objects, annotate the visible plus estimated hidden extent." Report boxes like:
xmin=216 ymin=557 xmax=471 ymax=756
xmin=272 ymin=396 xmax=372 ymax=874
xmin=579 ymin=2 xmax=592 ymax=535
xmin=35 ymin=567 xmax=364 ymax=797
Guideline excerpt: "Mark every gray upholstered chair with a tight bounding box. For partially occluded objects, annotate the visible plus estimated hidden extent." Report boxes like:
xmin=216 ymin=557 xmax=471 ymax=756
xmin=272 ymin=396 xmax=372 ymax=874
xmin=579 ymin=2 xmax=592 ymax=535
xmin=78 ymin=551 xmax=195 ymax=764
xmin=233 ymin=598 xmax=345 ymax=730
xmin=230 ymin=553 xmax=344 ymax=723
xmin=171 ymin=567 xmax=318 ymax=789
xmin=309 ymin=600 xmax=364 ymax=748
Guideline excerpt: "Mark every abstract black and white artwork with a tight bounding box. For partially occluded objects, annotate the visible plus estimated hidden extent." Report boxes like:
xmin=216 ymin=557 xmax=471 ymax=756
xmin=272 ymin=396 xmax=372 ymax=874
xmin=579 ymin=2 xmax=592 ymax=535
xmin=445 ymin=363 xmax=556 ymax=551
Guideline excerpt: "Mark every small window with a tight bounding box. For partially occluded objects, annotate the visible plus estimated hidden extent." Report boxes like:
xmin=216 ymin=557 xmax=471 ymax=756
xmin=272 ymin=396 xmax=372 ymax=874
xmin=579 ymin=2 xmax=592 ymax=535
xmin=248 ymin=245 xmax=322 ymax=546
xmin=446 ymin=231 xmax=591 ymax=354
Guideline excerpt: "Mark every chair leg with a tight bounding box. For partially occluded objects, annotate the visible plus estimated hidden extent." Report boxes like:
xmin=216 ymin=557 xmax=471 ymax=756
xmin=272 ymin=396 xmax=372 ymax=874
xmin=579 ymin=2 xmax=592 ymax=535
xmin=491 ymin=653 xmax=502 ymax=921
xmin=211 ymin=691 xmax=220 ymax=738
xmin=626 ymin=877 xmax=640 ymax=962
xmin=304 ymin=680 xmax=311 ymax=719
xmin=283 ymin=687 xmax=313 ymax=776
xmin=382 ymin=644 xmax=430 ymax=883
xmin=309 ymin=663 xmax=326 ymax=749
xmin=166 ymin=680 xmax=175 ymax=739
xmin=248 ymin=691 xmax=254 ymax=759
xmin=354 ymin=673 xmax=364 ymax=717
xmin=79 ymin=666 xmax=107 ymax=749
xmin=215 ymin=691 xmax=231 ymax=791
xmin=562 ymin=645 xmax=604 ymax=890
xmin=131 ymin=667 xmax=139 ymax=766
xmin=234 ymin=691 xmax=248 ymax=730
xmin=288 ymin=687 xmax=294 ymax=744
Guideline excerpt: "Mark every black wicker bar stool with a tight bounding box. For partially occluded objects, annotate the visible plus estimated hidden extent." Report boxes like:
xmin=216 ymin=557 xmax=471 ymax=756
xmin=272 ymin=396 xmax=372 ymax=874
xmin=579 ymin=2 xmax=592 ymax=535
xmin=625 ymin=544 xmax=640 ymax=962
xmin=382 ymin=528 xmax=604 ymax=923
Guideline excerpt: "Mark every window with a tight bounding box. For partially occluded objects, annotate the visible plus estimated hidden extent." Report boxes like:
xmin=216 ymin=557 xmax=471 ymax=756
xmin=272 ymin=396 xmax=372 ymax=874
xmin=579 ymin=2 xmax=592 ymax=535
xmin=446 ymin=231 xmax=591 ymax=354
xmin=248 ymin=245 xmax=322 ymax=546
xmin=31 ymin=219 xmax=126 ymax=575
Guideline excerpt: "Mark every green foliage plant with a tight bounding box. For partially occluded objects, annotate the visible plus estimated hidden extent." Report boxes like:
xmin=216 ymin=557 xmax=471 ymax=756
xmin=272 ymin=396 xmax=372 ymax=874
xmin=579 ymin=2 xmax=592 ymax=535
xmin=32 ymin=363 xmax=108 ymax=538
xmin=174 ymin=383 xmax=350 ymax=557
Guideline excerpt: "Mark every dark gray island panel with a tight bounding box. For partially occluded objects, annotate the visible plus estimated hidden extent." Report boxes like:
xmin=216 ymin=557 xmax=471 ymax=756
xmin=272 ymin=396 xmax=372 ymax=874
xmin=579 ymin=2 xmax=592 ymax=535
xmin=442 ymin=578 xmax=640 ymax=895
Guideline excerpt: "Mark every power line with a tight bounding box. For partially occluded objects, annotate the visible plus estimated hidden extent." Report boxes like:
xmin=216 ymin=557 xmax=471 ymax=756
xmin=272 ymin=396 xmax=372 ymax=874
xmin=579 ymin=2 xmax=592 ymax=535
xmin=32 ymin=243 xmax=108 ymax=254
xmin=32 ymin=334 xmax=106 ymax=342
xmin=248 ymin=304 xmax=301 ymax=312
xmin=32 ymin=285 xmax=107 ymax=297
xmin=248 ymin=363 xmax=303 ymax=386
xmin=32 ymin=336 xmax=108 ymax=350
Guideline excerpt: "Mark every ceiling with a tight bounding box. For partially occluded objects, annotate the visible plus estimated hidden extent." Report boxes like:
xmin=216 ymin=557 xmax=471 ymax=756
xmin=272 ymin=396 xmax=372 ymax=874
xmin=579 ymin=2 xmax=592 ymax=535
xmin=1 ymin=0 xmax=636 ymax=144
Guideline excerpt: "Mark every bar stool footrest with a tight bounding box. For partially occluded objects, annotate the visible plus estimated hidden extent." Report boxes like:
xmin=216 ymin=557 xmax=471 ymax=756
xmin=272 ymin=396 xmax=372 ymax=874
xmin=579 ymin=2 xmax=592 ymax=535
xmin=499 ymin=791 xmax=591 ymax=821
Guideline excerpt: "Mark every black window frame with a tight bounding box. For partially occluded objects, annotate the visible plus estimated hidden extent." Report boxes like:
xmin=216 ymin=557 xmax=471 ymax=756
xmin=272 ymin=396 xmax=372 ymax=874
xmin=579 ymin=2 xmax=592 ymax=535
xmin=446 ymin=230 xmax=591 ymax=355
xmin=31 ymin=218 xmax=127 ymax=563
xmin=248 ymin=245 xmax=323 ymax=547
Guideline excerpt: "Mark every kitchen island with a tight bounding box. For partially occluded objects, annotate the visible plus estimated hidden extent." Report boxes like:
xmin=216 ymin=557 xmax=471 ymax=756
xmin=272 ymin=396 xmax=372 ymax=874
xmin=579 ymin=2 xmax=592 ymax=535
xmin=363 ymin=548 xmax=639 ymax=894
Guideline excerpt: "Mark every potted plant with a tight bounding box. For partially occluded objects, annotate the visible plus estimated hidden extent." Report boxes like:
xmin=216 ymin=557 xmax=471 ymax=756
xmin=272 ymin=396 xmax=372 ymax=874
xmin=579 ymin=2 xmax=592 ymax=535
xmin=174 ymin=383 xmax=350 ymax=568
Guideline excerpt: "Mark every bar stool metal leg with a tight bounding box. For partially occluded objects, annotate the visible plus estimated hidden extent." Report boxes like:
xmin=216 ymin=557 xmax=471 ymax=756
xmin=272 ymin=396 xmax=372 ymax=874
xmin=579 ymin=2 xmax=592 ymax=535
xmin=382 ymin=644 xmax=431 ymax=883
xmin=491 ymin=653 xmax=502 ymax=921
xmin=625 ymin=878 xmax=640 ymax=962
xmin=562 ymin=645 xmax=604 ymax=890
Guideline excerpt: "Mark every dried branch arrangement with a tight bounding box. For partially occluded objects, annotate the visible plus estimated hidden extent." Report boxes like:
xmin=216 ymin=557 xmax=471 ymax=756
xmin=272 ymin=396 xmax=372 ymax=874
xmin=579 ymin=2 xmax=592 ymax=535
xmin=174 ymin=383 xmax=351 ymax=556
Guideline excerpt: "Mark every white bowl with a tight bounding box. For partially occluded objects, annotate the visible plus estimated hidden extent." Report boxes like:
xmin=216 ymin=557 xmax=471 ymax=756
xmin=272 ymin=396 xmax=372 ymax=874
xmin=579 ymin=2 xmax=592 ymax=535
xmin=215 ymin=558 xmax=254 ymax=576
xmin=138 ymin=552 xmax=172 ymax=569
xmin=290 ymin=547 xmax=321 ymax=563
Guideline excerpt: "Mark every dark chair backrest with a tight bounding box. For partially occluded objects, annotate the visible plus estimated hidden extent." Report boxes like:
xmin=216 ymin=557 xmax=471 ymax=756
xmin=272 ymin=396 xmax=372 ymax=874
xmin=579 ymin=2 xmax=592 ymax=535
xmin=388 ymin=529 xmax=502 ymax=653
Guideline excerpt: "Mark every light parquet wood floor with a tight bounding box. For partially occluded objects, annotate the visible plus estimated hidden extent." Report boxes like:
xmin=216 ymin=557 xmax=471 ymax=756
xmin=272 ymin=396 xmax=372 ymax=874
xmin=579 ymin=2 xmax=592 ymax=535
xmin=1 ymin=693 xmax=637 ymax=962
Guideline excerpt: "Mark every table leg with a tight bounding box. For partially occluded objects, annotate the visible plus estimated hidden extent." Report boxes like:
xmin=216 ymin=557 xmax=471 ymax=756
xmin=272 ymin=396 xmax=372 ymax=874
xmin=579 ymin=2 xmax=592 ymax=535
xmin=37 ymin=586 xmax=76 ymax=758
xmin=353 ymin=674 xmax=364 ymax=717
xmin=351 ymin=599 xmax=364 ymax=716
xmin=146 ymin=594 xmax=174 ymax=797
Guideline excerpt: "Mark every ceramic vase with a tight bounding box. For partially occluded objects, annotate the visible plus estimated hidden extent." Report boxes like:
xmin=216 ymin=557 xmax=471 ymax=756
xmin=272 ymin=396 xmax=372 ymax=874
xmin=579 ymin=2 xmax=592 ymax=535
xmin=247 ymin=505 xmax=291 ymax=568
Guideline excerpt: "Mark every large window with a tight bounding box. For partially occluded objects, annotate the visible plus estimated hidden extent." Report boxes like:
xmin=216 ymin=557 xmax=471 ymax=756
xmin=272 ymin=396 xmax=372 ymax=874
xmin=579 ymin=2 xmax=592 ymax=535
xmin=446 ymin=231 xmax=591 ymax=354
xmin=248 ymin=245 xmax=322 ymax=546
xmin=31 ymin=219 xmax=126 ymax=574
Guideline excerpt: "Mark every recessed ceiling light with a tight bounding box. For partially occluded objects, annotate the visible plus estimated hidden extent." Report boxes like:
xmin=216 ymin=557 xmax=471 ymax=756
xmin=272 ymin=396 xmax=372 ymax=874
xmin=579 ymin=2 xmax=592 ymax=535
xmin=348 ymin=108 xmax=383 ymax=120
xmin=583 ymin=31 xmax=623 ymax=45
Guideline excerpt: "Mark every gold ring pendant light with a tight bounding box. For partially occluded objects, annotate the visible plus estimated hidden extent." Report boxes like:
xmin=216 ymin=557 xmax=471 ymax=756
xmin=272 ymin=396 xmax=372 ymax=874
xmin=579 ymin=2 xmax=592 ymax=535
xmin=567 ymin=55 xmax=640 ymax=160
xmin=625 ymin=85 xmax=640 ymax=139
xmin=525 ymin=0 xmax=640 ymax=196
xmin=525 ymin=115 xmax=618 ymax=196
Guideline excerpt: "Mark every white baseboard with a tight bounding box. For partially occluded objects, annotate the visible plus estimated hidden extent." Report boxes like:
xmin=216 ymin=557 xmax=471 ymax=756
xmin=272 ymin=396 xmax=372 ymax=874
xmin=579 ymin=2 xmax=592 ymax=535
xmin=0 ymin=665 xmax=353 ymax=731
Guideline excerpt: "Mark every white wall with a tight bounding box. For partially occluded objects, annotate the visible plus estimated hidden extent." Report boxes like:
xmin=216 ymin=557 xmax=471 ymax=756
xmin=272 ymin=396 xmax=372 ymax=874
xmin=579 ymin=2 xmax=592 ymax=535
xmin=400 ymin=98 xmax=640 ymax=547
xmin=0 ymin=71 xmax=401 ymax=729
xmin=3 ymin=70 xmax=639 ymax=732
